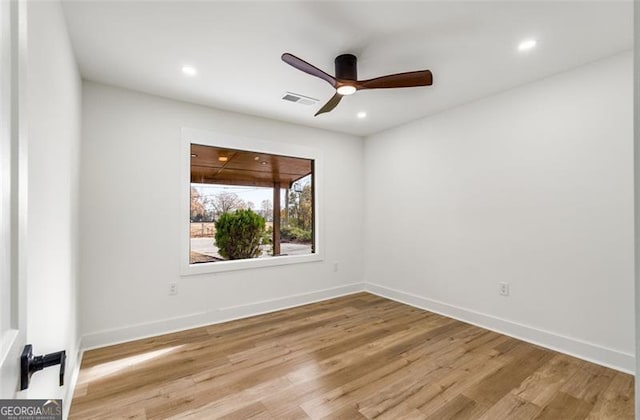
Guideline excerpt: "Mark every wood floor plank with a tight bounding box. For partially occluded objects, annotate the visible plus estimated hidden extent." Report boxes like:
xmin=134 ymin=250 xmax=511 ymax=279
xmin=69 ymin=293 xmax=634 ymax=419
xmin=462 ymin=345 xmax=555 ymax=406
xmin=424 ymin=394 xmax=487 ymax=420
xmin=214 ymin=401 xmax=270 ymax=420
xmin=476 ymin=393 xmax=541 ymax=420
xmin=349 ymin=328 xmax=504 ymax=418
xmin=512 ymin=353 xmax=585 ymax=407
xmin=586 ymin=372 xmax=635 ymax=419
xmin=561 ymin=362 xmax=616 ymax=406
xmin=378 ymin=340 xmax=510 ymax=417
xmin=264 ymin=404 xmax=309 ymax=420
xmin=319 ymin=405 xmax=368 ymax=420
xmin=534 ymin=392 xmax=594 ymax=420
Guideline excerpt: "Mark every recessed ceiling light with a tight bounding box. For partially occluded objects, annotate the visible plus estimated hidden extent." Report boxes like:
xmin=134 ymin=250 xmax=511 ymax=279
xmin=182 ymin=65 xmax=197 ymax=76
xmin=254 ymin=156 xmax=260 ymax=161
xmin=357 ymin=111 xmax=367 ymax=119
xmin=191 ymin=153 xmax=198 ymax=158
xmin=517 ymin=39 xmax=537 ymax=52
xmin=260 ymin=161 xmax=268 ymax=165
xmin=218 ymin=156 xmax=228 ymax=162
xmin=337 ymin=85 xmax=356 ymax=96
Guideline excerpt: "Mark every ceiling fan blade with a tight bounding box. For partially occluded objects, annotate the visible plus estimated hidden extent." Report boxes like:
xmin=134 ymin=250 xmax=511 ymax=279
xmin=314 ymin=93 xmax=342 ymax=117
xmin=357 ymin=70 xmax=433 ymax=90
xmin=281 ymin=53 xmax=336 ymax=87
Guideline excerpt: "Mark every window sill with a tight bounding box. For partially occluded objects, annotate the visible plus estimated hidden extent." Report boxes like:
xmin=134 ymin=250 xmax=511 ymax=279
xmin=181 ymin=253 xmax=323 ymax=276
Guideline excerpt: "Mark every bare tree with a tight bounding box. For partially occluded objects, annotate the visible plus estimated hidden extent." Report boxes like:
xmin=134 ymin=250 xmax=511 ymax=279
xmin=260 ymin=199 xmax=273 ymax=222
xmin=190 ymin=187 xmax=207 ymax=221
xmin=210 ymin=191 xmax=246 ymax=220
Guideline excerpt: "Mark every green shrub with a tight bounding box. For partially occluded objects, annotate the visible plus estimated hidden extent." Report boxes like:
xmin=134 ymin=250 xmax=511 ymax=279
xmin=214 ymin=209 xmax=266 ymax=260
xmin=280 ymin=225 xmax=312 ymax=243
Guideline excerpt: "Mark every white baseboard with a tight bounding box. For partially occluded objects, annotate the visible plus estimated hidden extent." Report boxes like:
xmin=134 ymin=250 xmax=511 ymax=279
xmin=365 ymin=282 xmax=634 ymax=374
xmin=78 ymin=281 xmax=633 ymax=375
xmin=81 ymin=283 xmax=365 ymax=351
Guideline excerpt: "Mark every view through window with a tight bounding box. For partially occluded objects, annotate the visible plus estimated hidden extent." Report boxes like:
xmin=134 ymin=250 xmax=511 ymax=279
xmin=190 ymin=144 xmax=315 ymax=264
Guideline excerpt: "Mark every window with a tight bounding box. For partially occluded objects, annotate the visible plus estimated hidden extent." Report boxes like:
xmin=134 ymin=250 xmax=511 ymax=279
xmin=182 ymin=128 xmax=322 ymax=274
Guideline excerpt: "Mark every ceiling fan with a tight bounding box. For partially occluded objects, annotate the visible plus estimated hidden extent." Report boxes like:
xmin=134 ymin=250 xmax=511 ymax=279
xmin=281 ymin=53 xmax=433 ymax=117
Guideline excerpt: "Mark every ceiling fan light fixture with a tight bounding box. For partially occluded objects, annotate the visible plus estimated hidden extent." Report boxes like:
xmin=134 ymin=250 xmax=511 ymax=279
xmin=336 ymin=85 xmax=356 ymax=96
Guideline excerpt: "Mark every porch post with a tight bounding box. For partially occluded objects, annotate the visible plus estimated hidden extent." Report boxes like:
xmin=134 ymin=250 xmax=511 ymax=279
xmin=273 ymin=182 xmax=281 ymax=256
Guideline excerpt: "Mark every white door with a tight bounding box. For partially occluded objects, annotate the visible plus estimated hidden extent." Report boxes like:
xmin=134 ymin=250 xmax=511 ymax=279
xmin=0 ymin=0 xmax=28 ymax=398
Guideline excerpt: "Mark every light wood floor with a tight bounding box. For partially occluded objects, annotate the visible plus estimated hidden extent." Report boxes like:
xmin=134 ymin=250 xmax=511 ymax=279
xmin=69 ymin=293 xmax=634 ymax=419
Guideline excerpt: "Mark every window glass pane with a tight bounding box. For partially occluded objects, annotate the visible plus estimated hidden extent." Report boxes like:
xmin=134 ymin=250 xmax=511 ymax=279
xmin=280 ymin=174 xmax=313 ymax=256
xmin=189 ymin=144 xmax=315 ymax=264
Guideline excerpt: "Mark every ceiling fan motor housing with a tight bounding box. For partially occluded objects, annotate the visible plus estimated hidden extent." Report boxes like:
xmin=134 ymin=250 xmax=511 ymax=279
xmin=335 ymin=54 xmax=357 ymax=81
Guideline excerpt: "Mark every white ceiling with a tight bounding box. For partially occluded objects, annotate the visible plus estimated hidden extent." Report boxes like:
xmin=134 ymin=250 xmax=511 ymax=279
xmin=61 ymin=1 xmax=633 ymax=136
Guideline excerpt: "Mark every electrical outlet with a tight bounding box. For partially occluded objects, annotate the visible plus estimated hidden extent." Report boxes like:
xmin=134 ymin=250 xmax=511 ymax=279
xmin=169 ymin=282 xmax=178 ymax=296
xmin=333 ymin=262 xmax=339 ymax=272
xmin=499 ymin=282 xmax=509 ymax=296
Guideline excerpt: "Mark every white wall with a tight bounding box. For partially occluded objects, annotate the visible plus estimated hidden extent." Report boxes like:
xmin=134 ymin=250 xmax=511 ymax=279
xmin=79 ymin=82 xmax=364 ymax=346
xmin=364 ymin=52 xmax=634 ymax=372
xmin=25 ymin=0 xmax=81 ymax=406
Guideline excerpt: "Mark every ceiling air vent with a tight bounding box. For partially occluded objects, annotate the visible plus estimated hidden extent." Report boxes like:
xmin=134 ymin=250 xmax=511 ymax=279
xmin=281 ymin=92 xmax=318 ymax=106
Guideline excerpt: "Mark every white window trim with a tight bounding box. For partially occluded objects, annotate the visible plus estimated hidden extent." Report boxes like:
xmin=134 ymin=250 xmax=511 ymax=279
xmin=181 ymin=127 xmax=324 ymax=275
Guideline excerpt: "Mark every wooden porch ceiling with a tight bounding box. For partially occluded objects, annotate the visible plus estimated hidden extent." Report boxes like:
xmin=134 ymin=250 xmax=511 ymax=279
xmin=190 ymin=144 xmax=312 ymax=188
